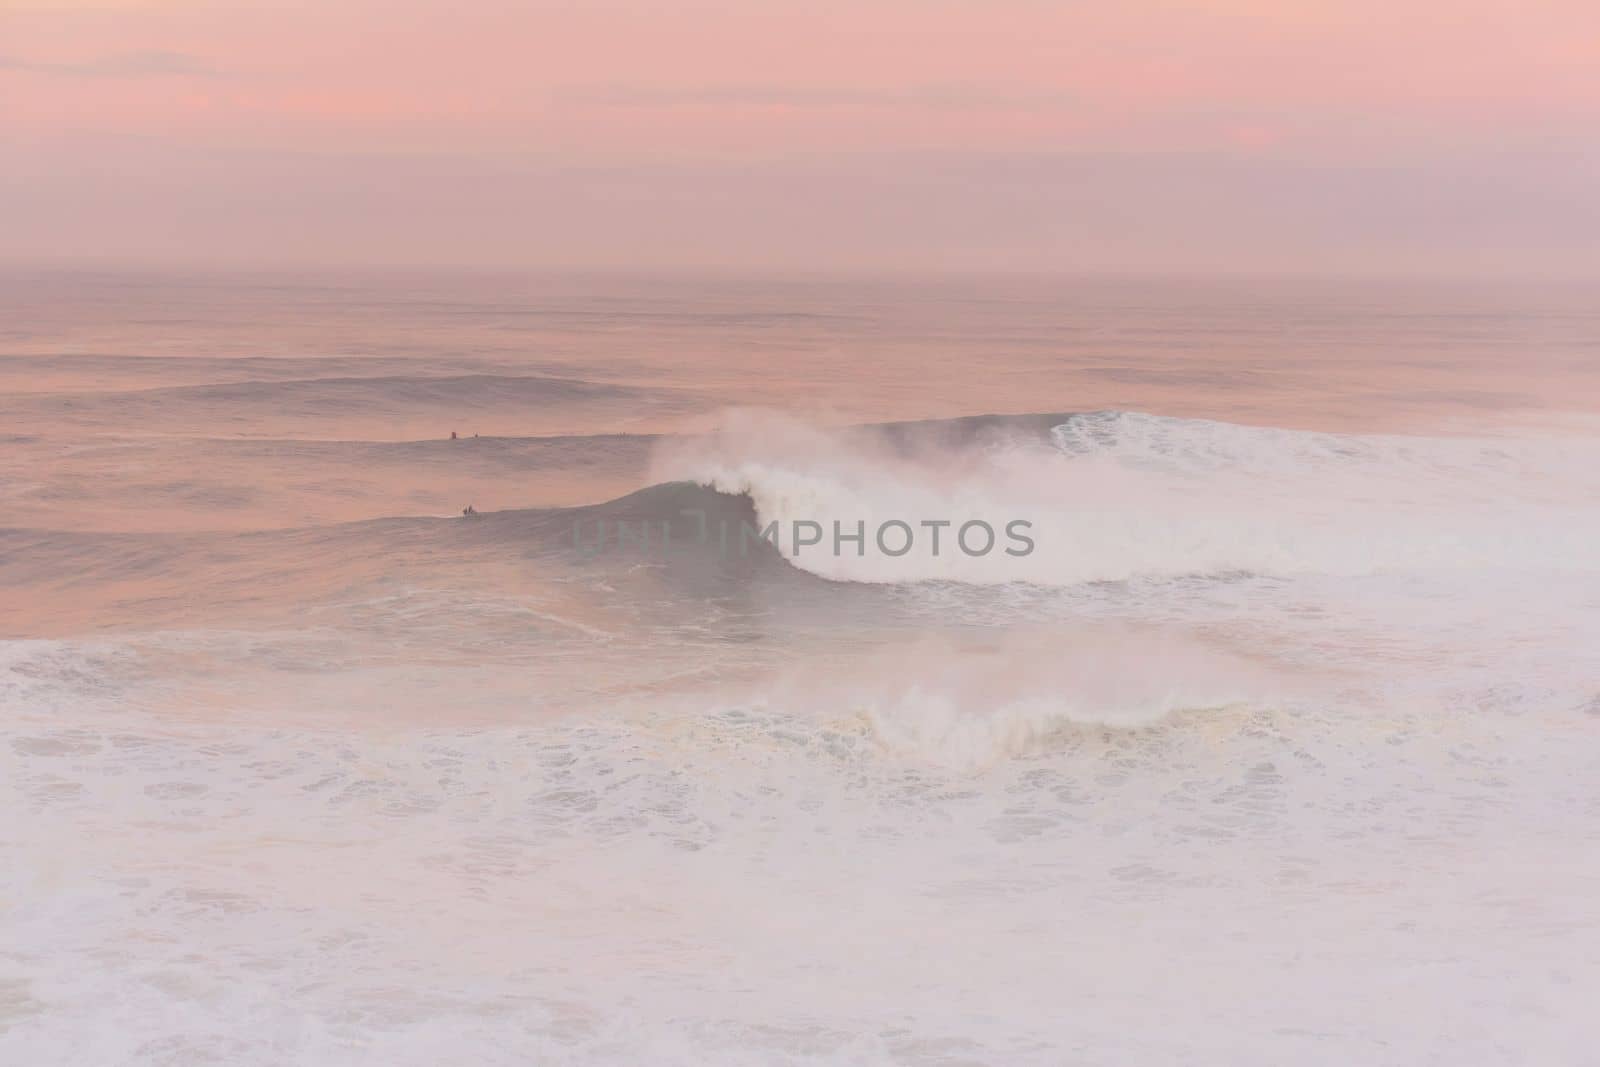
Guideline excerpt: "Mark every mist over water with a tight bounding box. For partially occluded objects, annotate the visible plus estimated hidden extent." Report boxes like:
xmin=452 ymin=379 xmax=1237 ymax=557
xmin=3 ymin=273 xmax=1599 ymax=1064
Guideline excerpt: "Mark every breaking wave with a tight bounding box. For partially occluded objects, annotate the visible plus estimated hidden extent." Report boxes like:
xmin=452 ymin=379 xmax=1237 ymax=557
xmin=653 ymin=409 xmax=1600 ymax=585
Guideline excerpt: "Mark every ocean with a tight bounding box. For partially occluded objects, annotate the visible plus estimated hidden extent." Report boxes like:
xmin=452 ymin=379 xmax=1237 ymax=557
xmin=2 ymin=270 xmax=1598 ymax=1064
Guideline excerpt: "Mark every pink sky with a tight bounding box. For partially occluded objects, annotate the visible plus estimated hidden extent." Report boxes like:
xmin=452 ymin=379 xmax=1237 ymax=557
xmin=4 ymin=0 xmax=1599 ymax=274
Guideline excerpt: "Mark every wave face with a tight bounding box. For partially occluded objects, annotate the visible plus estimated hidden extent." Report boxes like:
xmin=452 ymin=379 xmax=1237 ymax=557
xmin=656 ymin=409 xmax=1600 ymax=584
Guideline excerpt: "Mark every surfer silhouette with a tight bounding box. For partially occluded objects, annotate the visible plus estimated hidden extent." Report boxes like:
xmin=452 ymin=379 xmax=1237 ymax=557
xmin=451 ymin=431 xmax=458 ymax=440
xmin=462 ymin=505 xmax=478 ymax=518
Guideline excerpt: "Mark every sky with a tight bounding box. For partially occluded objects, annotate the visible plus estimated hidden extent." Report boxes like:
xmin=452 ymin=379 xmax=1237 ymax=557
xmin=2 ymin=0 xmax=1599 ymax=276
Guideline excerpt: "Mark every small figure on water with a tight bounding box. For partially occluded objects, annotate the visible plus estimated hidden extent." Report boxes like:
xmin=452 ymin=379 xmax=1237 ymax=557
xmin=462 ymin=504 xmax=478 ymax=518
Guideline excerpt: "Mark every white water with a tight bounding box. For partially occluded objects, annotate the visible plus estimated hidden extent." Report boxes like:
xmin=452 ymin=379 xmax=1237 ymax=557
xmin=4 ymin=636 xmax=1598 ymax=1065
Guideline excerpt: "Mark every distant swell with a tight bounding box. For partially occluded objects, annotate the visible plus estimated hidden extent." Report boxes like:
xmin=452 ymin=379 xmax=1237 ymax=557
xmin=7 ymin=374 xmax=661 ymax=415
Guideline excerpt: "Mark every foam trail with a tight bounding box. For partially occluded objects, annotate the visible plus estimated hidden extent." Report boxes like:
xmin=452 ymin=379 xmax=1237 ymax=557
xmin=819 ymin=629 xmax=1280 ymax=769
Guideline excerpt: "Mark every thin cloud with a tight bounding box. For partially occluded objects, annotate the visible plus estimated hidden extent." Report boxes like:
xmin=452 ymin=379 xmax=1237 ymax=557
xmin=0 ymin=49 xmax=219 ymax=79
xmin=559 ymin=83 xmax=1075 ymax=113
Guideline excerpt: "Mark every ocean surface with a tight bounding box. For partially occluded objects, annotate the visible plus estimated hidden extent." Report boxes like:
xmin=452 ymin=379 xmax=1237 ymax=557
xmin=2 ymin=271 xmax=1599 ymax=1064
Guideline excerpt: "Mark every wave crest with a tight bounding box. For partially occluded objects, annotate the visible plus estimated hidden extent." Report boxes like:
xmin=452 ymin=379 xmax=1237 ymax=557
xmin=654 ymin=409 xmax=1600 ymax=585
